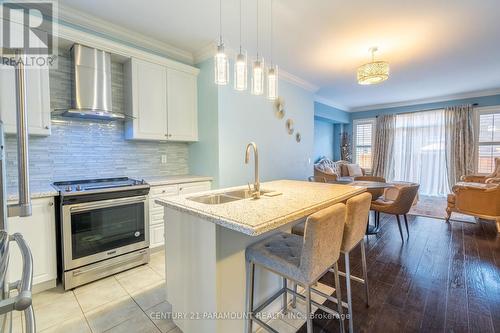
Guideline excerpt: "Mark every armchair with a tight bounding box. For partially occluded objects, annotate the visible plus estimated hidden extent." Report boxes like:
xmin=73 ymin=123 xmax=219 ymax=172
xmin=446 ymin=182 xmax=500 ymax=233
xmin=460 ymin=157 xmax=500 ymax=184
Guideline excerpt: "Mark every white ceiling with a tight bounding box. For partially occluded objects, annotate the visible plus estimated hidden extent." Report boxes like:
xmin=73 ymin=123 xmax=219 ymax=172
xmin=59 ymin=0 xmax=500 ymax=111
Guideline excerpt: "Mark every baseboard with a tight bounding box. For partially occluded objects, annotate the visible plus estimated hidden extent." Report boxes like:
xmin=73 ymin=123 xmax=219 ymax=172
xmin=33 ymin=279 xmax=57 ymax=294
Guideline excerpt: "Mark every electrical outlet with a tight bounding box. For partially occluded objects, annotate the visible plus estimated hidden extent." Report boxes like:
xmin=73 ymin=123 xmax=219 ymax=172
xmin=161 ymin=155 xmax=167 ymax=164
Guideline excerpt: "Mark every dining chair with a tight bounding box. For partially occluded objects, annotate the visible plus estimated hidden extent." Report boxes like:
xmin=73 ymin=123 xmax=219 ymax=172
xmin=308 ymin=176 xmax=327 ymax=182
xmin=370 ymin=183 xmax=420 ymax=242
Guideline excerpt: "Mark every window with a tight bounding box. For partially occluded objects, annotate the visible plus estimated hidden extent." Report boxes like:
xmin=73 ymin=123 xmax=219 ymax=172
xmin=353 ymin=119 xmax=375 ymax=171
xmin=476 ymin=107 xmax=500 ymax=173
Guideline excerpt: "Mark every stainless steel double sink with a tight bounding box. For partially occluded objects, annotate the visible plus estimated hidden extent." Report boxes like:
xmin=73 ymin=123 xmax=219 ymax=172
xmin=187 ymin=189 xmax=271 ymax=205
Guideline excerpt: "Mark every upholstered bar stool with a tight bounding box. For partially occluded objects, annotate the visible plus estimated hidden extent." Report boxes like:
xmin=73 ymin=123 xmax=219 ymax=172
xmin=245 ymin=204 xmax=347 ymax=333
xmin=291 ymin=193 xmax=372 ymax=333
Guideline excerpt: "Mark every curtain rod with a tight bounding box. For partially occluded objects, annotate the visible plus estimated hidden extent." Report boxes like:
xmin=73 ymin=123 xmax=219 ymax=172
xmin=375 ymin=103 xmax=479 ymax=117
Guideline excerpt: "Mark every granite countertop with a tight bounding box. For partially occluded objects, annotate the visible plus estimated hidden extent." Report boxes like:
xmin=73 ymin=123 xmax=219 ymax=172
xmin=144 ymin=175 xmax=213 ymax=186
xmin=156 ymin=179 xmax=366 ymax=236
xmin=7 ymin=184 xmax=58 ymax=201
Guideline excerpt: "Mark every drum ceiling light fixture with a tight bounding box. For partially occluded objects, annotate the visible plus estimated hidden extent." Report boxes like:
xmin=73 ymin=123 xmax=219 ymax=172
xmin=357 ymin=47 xmax=390 ymax=85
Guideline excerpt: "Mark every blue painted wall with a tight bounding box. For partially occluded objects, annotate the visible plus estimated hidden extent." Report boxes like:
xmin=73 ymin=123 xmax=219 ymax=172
xmin=313 ymin=119 xmax=334 ymax=162
xmin=189 ymin=60 xmax=221 ymax=188
xmin=350 ymin=94 xmax=500 ymax=120
xmin=313 ymin=102 xmax=351 ymax=162
xmin=314 ymin=102 xmax=351 ymax=124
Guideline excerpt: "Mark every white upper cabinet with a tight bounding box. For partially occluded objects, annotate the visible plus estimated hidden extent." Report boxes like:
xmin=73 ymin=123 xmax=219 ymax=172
xmin=167 ymin=68 xmax=198 ymax=141
xmin=0 ymin=64 xmax=51 ymax=136
xmin=125 ymin=58 xmax=199 ymax=142
xmin=125 ymin=58 xmax=168 ymax=140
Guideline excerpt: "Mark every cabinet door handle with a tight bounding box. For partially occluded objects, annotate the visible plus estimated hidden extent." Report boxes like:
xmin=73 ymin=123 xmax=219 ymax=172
xmin=44 ymin=126 xmax=49 ymax=130
xmin=49 ymin=202 xmax=54 ymax=206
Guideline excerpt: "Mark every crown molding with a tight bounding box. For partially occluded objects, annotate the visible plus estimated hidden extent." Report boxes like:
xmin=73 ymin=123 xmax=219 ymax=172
xmin=313 ymin=95 xmax=350 ymax=112
xmin=351 ymin=87 xmax=500 ymax=112
xmin=280 ymin=71 xmax=319 ymax=93
xmin=194 ymin=42 xmax=320 ymax=93
xmin=193 ymin=41 xmax=218 ymax=64
xmin=57 ymin=4 xmax=194 ymax=64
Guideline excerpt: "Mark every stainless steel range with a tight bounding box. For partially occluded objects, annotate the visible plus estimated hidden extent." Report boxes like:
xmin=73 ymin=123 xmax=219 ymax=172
xmin=52 ymin=177 xmax=150 ymax=290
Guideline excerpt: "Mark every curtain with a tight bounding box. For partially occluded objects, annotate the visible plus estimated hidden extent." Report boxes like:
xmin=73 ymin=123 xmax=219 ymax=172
xmin=392 ymin=110 xmax=450 ymax=196
xmin=372 ymin=114 xmax=396 ymax=179
xmin=444 ymin=104 xmax=475 ymax=187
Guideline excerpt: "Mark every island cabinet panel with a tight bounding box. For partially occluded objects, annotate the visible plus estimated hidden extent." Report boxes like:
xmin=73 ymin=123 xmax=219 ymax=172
xmin=164 ymin=207 xmax=284 ymax=333
xmin=124 ymin=58 xmax=199 ymax=142
xmin=0 ymin=64 xmax=51 ymax=136
xmin=7 ymin=197 xmax=57 ymax=291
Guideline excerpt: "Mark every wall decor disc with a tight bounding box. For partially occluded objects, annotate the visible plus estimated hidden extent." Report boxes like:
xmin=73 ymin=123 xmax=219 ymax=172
xmin=274 ymin=97 xmax=285 ymax=119
xmin=296 ymin=132 xmax=301 ymax=143
xmin=286 ymin=119 xmax=294 ymax=135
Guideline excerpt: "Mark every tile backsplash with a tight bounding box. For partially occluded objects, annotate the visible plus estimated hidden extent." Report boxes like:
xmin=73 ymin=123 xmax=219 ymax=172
xmin=5 ymin=49 xmax=189 ymax=191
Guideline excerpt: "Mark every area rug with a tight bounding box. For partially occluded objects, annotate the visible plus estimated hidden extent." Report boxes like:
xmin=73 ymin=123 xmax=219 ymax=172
xmin=408 ymin=195 xmax=476 ymax=223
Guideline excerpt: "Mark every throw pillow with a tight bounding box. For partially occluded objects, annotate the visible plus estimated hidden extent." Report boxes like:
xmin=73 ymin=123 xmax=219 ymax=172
xmin=346 ymin=164 xmax=363 ymax=177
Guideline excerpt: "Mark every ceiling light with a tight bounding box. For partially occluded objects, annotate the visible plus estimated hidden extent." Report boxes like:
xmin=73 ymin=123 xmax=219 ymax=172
xmin=214 ymin=0 xmax=228 ymax=85
xmin=234 ymin=0 xmax=247 ymax=91
xmin=251 ymin=0 xmax=264 ymax=95
xmin=251 ymin=58 xmax=264 ymax=95
xmin=267 ymin=0 xmax=278 ymax=100
xmin=267 ymin=65 xmax=278 ymax=100
xmin=357 ymin=47 xmax=389 ymax=85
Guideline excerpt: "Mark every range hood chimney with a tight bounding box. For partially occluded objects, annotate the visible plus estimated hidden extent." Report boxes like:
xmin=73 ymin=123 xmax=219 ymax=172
xmin=62 ymin=44 xmax=125 ymax=120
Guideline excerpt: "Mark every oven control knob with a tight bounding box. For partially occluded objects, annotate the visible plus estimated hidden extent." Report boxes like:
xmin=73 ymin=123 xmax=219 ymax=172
xmin=76 ymin=185 xmax=83 ymax=191
xmin=65 ymin=186 xmax=71 ymax=192
xmin=134 ymin=231 xmax=141 ymax=237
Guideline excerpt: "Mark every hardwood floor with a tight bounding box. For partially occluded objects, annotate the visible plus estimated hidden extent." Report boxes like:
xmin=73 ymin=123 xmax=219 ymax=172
xmin=297 ymin=214 xmax=500 ymax=333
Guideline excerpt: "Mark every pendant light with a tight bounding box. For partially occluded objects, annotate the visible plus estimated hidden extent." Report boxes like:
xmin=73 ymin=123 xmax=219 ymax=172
xmin=267 ymin=0 xmax=278 ymax=100
xmin=234 ymin=0 xmax=247 ymax=91
xmin=357 ymin=47 xmax=389 ymax=85
xmin=214 ymin=0 xmax=228 ymax=85
xmin=251 ymin=0 xmax=264 ymax=95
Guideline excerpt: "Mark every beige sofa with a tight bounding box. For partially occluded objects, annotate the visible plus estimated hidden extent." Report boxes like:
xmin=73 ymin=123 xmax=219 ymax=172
xmin=313 ymin=158 xmax=365 ymax=182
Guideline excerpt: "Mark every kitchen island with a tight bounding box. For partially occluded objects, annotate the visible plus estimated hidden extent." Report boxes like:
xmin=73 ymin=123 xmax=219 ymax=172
xmin=156 ymin=180 xmax=365 ymax=333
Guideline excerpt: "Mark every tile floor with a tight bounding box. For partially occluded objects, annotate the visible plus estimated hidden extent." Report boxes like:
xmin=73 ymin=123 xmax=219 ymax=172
xmin=12 ymin=249 xmax=336 ymax=333
xmin=12 ymin=250 xmax=179 ymax=333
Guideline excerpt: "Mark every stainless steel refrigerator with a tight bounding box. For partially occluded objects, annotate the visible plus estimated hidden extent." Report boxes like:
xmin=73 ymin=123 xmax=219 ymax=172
xmin=0 ymin=55 xmax=36 ymax=333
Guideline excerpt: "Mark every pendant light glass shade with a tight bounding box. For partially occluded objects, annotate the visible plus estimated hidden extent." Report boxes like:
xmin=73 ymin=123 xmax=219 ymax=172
xmin=234 ymin=51 xmax=247 ymax=91
xmin=251 ymin=57 xmax=264 ymax=95
xmin=214 ymin=44 xmax=229 ymax=85
xmin=267 ymin=65 xmax=278 ymax=100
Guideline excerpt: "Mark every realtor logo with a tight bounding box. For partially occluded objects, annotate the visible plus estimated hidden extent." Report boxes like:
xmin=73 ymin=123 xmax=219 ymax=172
xmin=1 ymin=0 xmax=57 ymax=67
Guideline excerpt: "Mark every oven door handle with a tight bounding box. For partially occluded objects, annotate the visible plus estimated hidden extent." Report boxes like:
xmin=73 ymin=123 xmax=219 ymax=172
xmin=69 ymin=196 xmax=148 ymax=213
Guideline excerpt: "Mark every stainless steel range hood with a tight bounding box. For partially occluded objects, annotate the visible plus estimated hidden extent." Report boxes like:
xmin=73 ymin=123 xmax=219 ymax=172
xmin=62 ymin=44 xmax=125 ymax=120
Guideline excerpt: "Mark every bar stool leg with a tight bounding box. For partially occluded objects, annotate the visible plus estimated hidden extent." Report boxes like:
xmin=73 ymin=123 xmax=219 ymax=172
xmin=291 ymin=282 xmax=297 ymax=308
xmin=282 ymin=277 xmax=288 ymax=314
xmin=333 ymin=263 xmax=345 ymax=333
xmin=360 ymin=241 xmax=370 ymax=307
xmin=245 ymin=260 xmax=255 ymax=333
xmin=305 ymin=285 xmax=313 ymax=333
xmin=344 ymin=252 xmax=353 ymax=333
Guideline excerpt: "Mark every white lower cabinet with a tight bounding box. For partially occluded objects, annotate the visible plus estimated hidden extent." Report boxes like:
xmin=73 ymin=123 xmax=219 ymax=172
xmin=148 ymin=181 xmax=211 ymax=248
xmin=150 ymin=224 xmax=165 ymax=248
xmin=7 ymin=197 xmax=57 ymax=289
